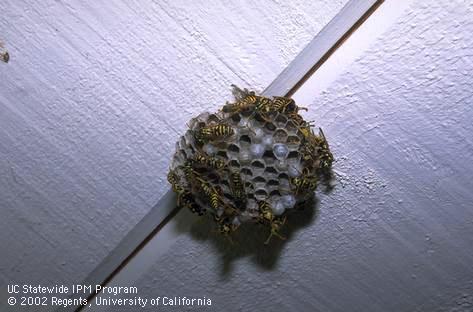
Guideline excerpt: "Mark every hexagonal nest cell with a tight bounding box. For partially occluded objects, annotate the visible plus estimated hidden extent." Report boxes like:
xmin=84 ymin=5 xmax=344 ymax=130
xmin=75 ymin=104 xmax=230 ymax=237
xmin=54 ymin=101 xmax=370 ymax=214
xmin=167 ymin=85 xmax=334 ymax=244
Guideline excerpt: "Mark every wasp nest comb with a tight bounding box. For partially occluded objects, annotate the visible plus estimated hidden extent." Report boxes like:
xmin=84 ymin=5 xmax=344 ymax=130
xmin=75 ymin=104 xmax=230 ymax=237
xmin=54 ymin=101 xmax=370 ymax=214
xmin=168 ymin=85 xmax=333 ymax=244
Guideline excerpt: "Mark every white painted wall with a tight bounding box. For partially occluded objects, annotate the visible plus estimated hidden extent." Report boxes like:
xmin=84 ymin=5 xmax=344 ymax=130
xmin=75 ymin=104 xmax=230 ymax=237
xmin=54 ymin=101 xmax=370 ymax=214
xmin=104 ymin=1 xmax=473 ymax=311
xmin=0 ymin=0 xmax=348 ymax=310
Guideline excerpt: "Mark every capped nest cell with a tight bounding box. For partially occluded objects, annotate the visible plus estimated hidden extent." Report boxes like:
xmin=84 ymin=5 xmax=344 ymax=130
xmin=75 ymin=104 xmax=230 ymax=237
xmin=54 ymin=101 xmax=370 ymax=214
xmin=168 ymin=85 xmax=333 ymax=244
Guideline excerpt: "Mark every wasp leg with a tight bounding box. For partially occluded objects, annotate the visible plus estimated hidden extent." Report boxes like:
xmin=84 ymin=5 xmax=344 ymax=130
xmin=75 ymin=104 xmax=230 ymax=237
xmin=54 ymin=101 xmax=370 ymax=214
xmin=264 ymin=230 xmax=286 ymax=245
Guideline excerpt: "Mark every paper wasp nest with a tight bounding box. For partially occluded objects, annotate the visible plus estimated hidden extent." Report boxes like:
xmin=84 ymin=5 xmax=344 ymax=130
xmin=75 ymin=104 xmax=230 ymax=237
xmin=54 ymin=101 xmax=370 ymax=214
xmin=168 ymin=86 xmax=333 ymax=244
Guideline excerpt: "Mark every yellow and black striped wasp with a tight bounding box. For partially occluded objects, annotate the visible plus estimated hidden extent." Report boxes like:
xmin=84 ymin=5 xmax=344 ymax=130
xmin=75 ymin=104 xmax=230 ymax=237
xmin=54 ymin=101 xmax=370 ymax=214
xmin=196 ymin=177 xmax=238 ymax=217
xmin=272 ymin=96 xmax=308 ymax=114
xmin=317 ymin=128 xmax=334 ymax=169
xmin=167 ymin=169 xmax=182 ymax=193
xmin=192 ymin=152 xmax=226 ymax=170
xmin=223 ymin=85 xmax=274 ymax=122
xmin=290 ymin=166 xmax=318 ymax=195
xmin=179 ymin=190 xmax=205 ymax=216
xmin=168 ymin=167 xmax=205 ymax=215
xmin=194 ymin=176 xmax=221 ymax=210
xmin=213 ymin=214 xmax=239 ymax=243
xmin=222 ymin=85 xmax=260 ymax=113
xmin=180 ymin=160 xmax=201 ymax=185
xmin=257 ymin=200 xmax=287 ymax=244
xmin=229 ymin=170 xmax=246 ymax=207
xmin=194 ymin=123 xmax=234 ymax=143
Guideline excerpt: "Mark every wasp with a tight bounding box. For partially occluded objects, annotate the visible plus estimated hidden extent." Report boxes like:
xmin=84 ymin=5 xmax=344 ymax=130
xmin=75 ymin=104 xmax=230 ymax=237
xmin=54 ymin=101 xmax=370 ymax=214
xmin=179 ymin=191 xmax=205 ymax=215
xmin=300 ymin=144 xmax=317 ymax=166
xmin=168 ymin=169 xmax=193 ymax=209
xmin=222 ymin=85 xmax=259 ymax=113
xmin=257 ymin=200 xmax=286 ymax=244
xmin=181 ymin=161 xmax=196 ymax=181
xmin=254 ymin=97 xmax=272 ymax=114
xmin=222 ymin=94 xmax=260 ymax=113
xmin=291 ymin=174 xmax=318 ymax=194
xmin=179 ymin=161 xmax=202 ymax=188
xmin=195 ymin=178 xmax=220 ymax=209
xmin=294 ymin=121 xmax=317 ymax=142
xmin=265 ymin=217 xmax=286 ymax=245
xmin=293 ymin=122 xmax=321 ymax=165
xmin=271 ymin=96 xmax=298 ymax=113
xmin=195 ymin=123 xmax=234 ymax=143
xmin=272 ymin=96 xmax=308 ymax=114
xmin=167 ymin=169 xmax=183 ymax=193
xmin=297 ymin=128 xmax=333 ymax=171
xmin=251 ymin=96 xmax=278 ymax=123
xmin=199 ymin=124 xmax=234 ymax=137
xmin=289 ymin=113 xmax=315 ymax=132
xmin=229 ymin=171 xmax=246 ymax=206
xmin=287 ymin=112 xmax=305 ymax=126
xmin=209 ymin=191 xmax=221 ymax=211
xmin=317 ymin=128 xmax=334 ymax=169
xmin=197 ymin=177 xmax=237 ymax=216
xmin=224 ymin=86 xmax=274 ymax=121
xmin=257 ymin=200 xmax=273 ymax=223
xmin=213 ymin=215 xmax=239 ymax=243
xmin=192 ymin=152 xmax=226 ymax=170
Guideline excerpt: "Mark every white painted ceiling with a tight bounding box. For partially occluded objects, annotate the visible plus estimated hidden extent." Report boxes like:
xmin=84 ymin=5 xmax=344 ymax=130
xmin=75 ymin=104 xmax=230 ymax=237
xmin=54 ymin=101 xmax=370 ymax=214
xmin=94 ymin=1 xmax=473 ymax=311
xmin=0 ymin=0 xmax=349 ymax=309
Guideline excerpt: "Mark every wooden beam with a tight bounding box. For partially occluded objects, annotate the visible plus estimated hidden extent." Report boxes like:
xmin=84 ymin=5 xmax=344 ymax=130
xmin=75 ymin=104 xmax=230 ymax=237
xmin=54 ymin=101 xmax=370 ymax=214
xmin=264 ymin=0 xmax=383 ymax=98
